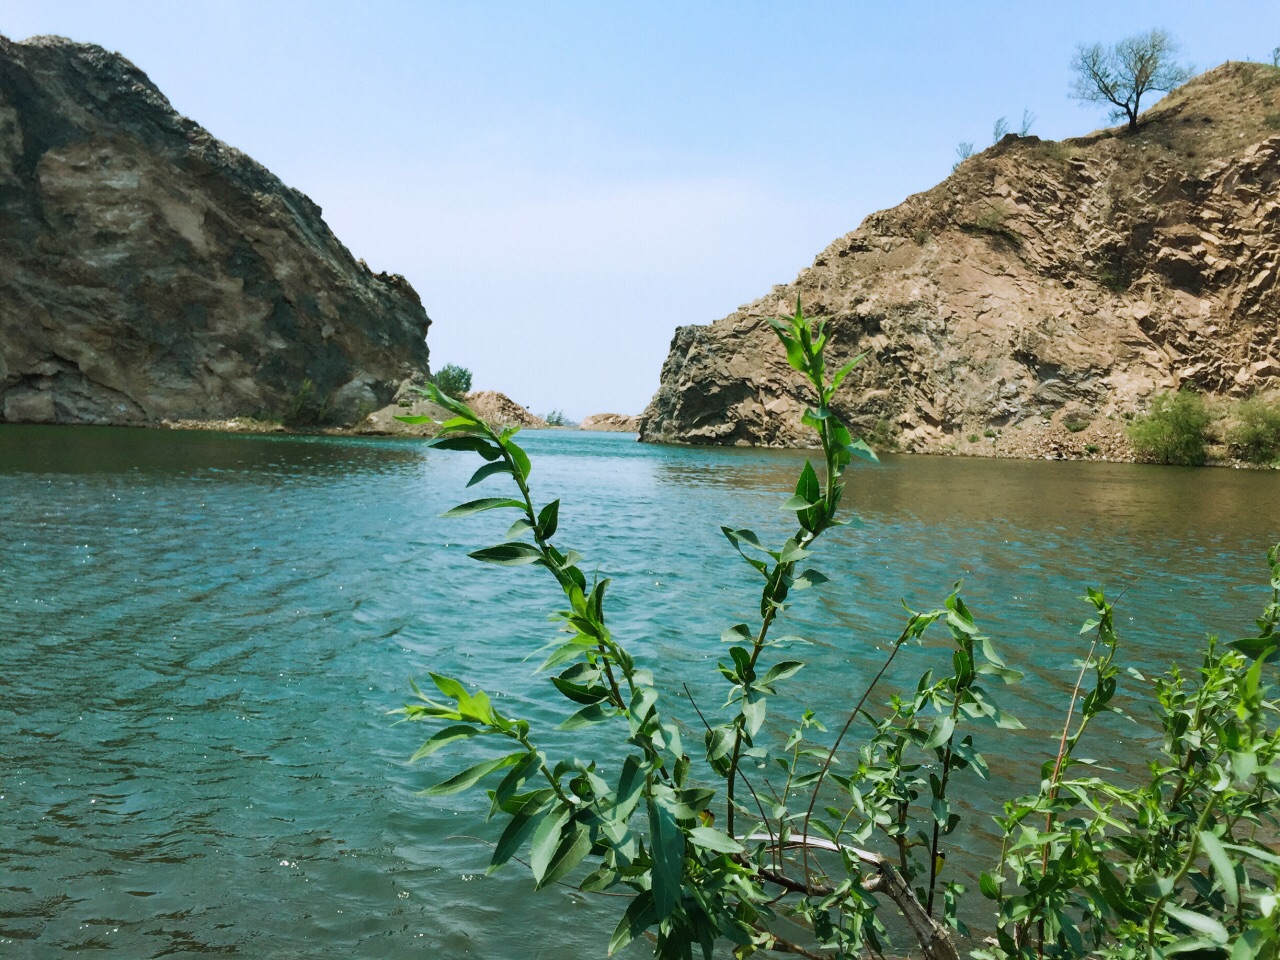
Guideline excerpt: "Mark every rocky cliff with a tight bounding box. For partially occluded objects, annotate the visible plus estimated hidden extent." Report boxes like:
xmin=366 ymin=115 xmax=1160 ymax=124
xmin=639 ymin=62 xmax=1280 ymax=456
xmin=0 ymin=34 xmax=430 ymax=427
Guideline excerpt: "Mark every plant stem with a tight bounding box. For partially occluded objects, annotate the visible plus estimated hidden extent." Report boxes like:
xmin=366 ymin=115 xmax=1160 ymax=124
xmin=800 ymin=623 xmax=914 ymax=882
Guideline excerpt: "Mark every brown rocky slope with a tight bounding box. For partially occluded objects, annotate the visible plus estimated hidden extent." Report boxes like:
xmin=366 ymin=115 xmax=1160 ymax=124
xmin=639 ymin=62 xmax=1280 ymax=457
xmin=0 ymin=34 xmax=430 ymax=427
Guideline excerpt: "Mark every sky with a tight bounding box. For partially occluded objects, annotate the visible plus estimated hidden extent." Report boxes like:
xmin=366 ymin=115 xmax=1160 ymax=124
xmin=4 ymin=2 xmax=1279 ymax=419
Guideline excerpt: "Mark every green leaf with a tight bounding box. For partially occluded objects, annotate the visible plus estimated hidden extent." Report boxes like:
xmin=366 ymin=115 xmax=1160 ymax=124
xmin=1199 ymin=831 xmax=1239 ymax=909
xmin=506 ymin=440 xmax=532 ymax=482
xmin=505 ymin=517 xmax=535 ymax=540
xmin=550 ymin=672 xmax=609 ymax=705
xmin=760 ymin=660 xmax=805 ymax=686
xmin=535 ymin=820 xmax=592 ymax=889
xmin=441 ymin=497 xmax=527 ymax=518
xmin=429 ymin=672 xmax=468 ymax=701
xmin=560 ymin=702 xmax=614 ymax=730
xmin=741 ymin=694 xmax=766 ymax=739
xmin=467 ymin=461 xmax=514 ymax=487
xmin=846 ymin=438 xmax=879 ymax=463
xmin=431 ymin=435 xmax=503 ymax=460
xmin=1163 ymin=904 xmax=1230 ymax=944
xmin=491 ymin=751 xmax=541 ymax=812
xmin=795 ymin=459 xmax=820 ymax=504
xmin=1230 ymin=636 xmax=1280 ymax=662
xmin=778 ymin=332 xmax=806 ymax=372
xmin=792 ymin=569 xmax=830 ymax=590
xmin=393 ymin=414 xmax=436 ymax=424
xmin=435 ymin=415 xmax=481 ymax=433
xmin=529 ymin=802 xmax=571 ymax=884
xmin=779 ymin=495 xmax=817 ymax=511
xmin=778 ymin=538 xmax=810 ymax=564
xmin=469 ymin=543 xmax=545 ymax=565
xmin=648 ymin=794 xmax=686 ymax=919
xmin=419 ymin=381 xmax=475 ymax=418
xmin=409 ymin=724 xmax=484 ymax=762
xmin=419 ymin=752 xmax=523 ymax=797
xmin=489 ymin=792 xmax=551 ymax=871
xmin=614 ymin=756 xmax=645 ymax=822
xmin=979 ymin=872 xmax=1000 ymax=900
xmin=608 ymin=891 xmax=658 ymax=956
xmin=579 ymin=865 xmax=619 ymax=894
xmin=830 ymin=351 xmax=869 ymax=393
xmin=537 ymin=635 xmax=595 ymax=672
xmin=688 ymin=827 xmax=742 ymax=854
xmin=537 ymin=500 xmax=560 ymax=539
xmin=924 ymin=715 xmax=955 ymax=750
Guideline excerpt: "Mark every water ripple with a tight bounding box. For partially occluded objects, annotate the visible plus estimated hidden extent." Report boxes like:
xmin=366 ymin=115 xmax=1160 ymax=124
xmin=1 ymin=425 xmax=1276 ymax=957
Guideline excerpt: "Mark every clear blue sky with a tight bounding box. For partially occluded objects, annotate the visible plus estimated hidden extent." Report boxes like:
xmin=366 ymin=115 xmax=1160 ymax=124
xmin=5 ymin=2 xmax=1279 ymax=418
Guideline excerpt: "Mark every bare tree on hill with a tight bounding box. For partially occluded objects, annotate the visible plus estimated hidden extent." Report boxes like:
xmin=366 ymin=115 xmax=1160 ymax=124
xmin=1070 ymin=29 xmax=1193 ymax=133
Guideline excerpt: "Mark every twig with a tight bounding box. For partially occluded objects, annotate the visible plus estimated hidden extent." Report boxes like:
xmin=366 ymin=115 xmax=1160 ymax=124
xmin=742 ymin=834 xmax=960 ymax=960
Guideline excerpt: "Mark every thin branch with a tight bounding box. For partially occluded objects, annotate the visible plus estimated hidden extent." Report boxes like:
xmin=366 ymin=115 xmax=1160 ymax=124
xmin=742 ymin=834 xmax=960 ymax=960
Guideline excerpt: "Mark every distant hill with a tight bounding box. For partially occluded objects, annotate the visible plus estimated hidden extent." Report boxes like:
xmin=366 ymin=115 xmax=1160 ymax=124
xmin=0 ymin=34 xmax=431 ymax=427
xmin=639 ymin=61 xmax=1280 ymax=459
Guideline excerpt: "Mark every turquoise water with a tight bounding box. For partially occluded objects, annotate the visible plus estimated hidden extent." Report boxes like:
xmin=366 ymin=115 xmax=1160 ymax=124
xmin=2 ymin=425 xmax=1277 ymax=958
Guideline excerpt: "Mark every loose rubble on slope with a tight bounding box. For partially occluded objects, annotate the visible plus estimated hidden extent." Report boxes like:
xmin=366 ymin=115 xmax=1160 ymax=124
xmin=579 ymin=413 xmax=640 ymax=432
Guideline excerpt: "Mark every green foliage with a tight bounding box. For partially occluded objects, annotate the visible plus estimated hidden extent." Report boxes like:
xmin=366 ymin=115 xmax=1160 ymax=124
xmin=984 ymin=428 xmax=999 ymax=439
xmin=544 ymin=409 xmax=569 ymax=427
xmin=1128 ymin=390 xmax=1213 ymax=465
xmin=1097 ymin=261 xmax=1132 ymax=292
xmin=962 ymin=205 xmax=1021 ymax=247
xmin=1229 ymin=397 xmax=1280 ymax=464
xmin=282 ymin=377 xmax=330 ymax=427
xmin=403 ymin=304 xmax=1280 ymax=960
xmin=868 ymin=418 xmax=898 ymax=451
xmin=432 ymin=363 xmax=473 ymax=400
xmin=1063 ymin=412 xmax=1092 ymax=433
xmin=1070 ymin=30 xmax=1193 ymax=132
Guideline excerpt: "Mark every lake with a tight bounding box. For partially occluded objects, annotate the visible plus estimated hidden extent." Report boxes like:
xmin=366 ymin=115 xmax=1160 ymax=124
xmin=2 ymin=425 xmax=1277 ymax=958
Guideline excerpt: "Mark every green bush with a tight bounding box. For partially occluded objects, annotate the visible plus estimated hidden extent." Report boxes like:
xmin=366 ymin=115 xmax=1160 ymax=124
xmin=544 ymin=409 xmax=569 ymax=427
xmin=432 ymin=363 xmax=473 ymax=400
xmin=1063 ymin=412 xmax=1092 ymax=433
xmin=1229 ymin=397 xmax=1280 ymax=464
xmin=401 ymin=306 xmax=1280 ymax=960
xmin=1127 ymin=390 xmax=1213 ymax=464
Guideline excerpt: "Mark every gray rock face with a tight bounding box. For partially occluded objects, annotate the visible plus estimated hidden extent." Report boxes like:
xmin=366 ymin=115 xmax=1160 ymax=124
xmin=639 ymin=62 xmax=1280 ymax=454
xmin=0 ymin=34 xmax=430 ymax=426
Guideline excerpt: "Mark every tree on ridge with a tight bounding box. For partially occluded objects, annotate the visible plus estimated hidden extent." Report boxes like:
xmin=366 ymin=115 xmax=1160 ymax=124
xmin=1070 ymin=28 xmax=1193 ymax=133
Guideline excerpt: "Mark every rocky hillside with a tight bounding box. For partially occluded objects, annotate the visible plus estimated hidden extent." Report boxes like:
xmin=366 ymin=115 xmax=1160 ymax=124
xmin=0 ymin=34 xmax=430 ymax=427
xmin=639 ymin=62 xmax=1280 ymax=456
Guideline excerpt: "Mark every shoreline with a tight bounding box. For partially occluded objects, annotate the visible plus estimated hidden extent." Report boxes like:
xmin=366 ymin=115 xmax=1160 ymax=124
xmin=3 ymin=416 xmax=1274 ymax=468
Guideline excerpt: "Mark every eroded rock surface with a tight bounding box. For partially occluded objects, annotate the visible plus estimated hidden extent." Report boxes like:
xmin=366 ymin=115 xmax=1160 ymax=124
xmin=579 ymin=413 xmax=639 ymax=432
xmin=640 ymin=62 xmax=1280 ymax=455
xmin=0 ymin=34 xmax=430 ymax=426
